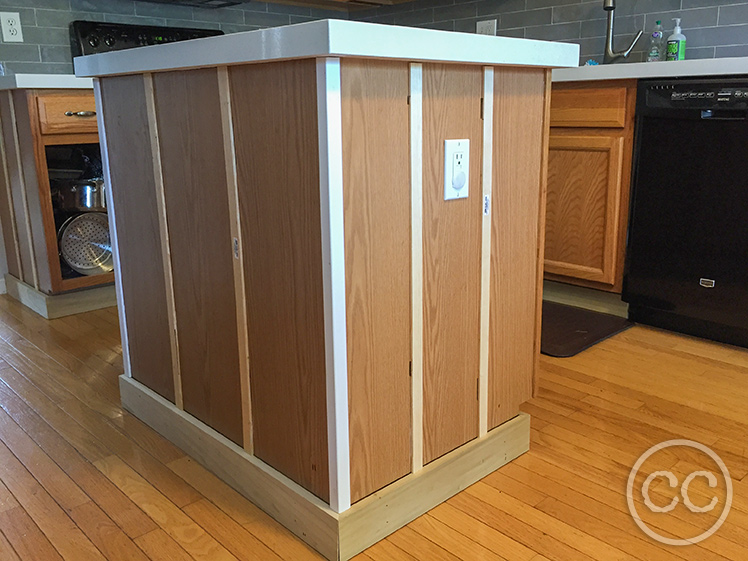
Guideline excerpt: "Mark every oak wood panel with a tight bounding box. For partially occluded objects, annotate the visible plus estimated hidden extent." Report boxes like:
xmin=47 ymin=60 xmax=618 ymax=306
xmin=341 ymin=59 xmax=412 ymax=503
xmin=549 ymin=86 xmax=627 ymax=128
xmin=422 ymin=63 xmax=482 ymax=464
xmin=544 ymin=135 xmax=624 ymax=285
xmin=97 ymin=75 xmax=175 ymax=402
xmin=15 ymin=91 xmax=54 ymax=293
xmin=488 ymin=68 xmax=547 ymax=429
xmin=0 ymin=92 xmax=36 ymax=286
xmin=229 ymin=60 xmax=329 ymax=501
xmin=36 ymin=92 xmax=98 ymax=135
xmin=0 ymin=101 xmax=22 ymax=279
xmin=152 ymin=68 xmax=243 ymax=446
xmin=59 ymin=272 xmax=115 ymax=292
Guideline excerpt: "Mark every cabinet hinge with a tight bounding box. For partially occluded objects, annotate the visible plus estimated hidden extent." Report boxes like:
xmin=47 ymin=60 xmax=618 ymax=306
xmin=480 ymin=97 xmax=484 ymax=120
xmin=407 ymin=95 xmax=411 ymax=105
xmin=409 ymin=361 xmax=412 ymax=377
xmin=477 ymin=378 xmax=480 ymax=400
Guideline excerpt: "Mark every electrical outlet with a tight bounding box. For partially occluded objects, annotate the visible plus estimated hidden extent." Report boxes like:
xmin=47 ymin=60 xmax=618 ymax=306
xmin=476 ymin=19 xmax=497 ymax=36
xmin=0 ymin=12 xmax=23 ymax=43
xmin=444 ymin=139 xmax=470 ymax=201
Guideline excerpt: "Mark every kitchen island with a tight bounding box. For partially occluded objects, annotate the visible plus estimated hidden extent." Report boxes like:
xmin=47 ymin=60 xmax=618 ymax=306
xmin=75 ymin=19 xmax=578 ymax=560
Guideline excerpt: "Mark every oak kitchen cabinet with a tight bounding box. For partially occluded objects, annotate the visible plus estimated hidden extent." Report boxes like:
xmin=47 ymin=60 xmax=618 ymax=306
xmin=0 ymin=78 xmax=116 ymax=317
xmin=545 ymin=79 xmax=636 ymax=292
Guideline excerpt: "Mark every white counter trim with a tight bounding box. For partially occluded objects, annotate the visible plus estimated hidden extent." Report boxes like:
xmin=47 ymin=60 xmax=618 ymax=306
xmin=553 ymin=56 xmax=748 ymax=82
xmin=317 ymin=56 xmax=351 ymax=514
xmin=0 ymin=74 xmax=93 ymax=90
xmin=74 ymin=19 xmax=579 ymax=78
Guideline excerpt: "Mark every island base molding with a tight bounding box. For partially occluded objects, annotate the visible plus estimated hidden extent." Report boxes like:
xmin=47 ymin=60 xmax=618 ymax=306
xmin=119 ymin=374 xmax=531 ymax=561
xmin=5 ymin=274 xmax=116 ymax=319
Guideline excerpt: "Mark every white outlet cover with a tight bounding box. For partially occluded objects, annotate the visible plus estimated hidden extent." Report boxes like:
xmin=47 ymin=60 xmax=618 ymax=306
xmin=0 ymin=12 xmax=23 ymax=43
xmin=476 ymin=20 xmax=497 ymax=36
xmin=444 ymin=139 xmax=470 ymax=201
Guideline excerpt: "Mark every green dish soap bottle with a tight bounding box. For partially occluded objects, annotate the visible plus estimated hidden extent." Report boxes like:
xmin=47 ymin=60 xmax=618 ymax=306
xmin=666 ymin=18 xmax=686 ymax=61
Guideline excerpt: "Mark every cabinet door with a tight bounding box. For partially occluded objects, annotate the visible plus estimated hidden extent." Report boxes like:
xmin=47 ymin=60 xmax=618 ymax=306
xmin=545 ymin=134 xmax=624 ymax=286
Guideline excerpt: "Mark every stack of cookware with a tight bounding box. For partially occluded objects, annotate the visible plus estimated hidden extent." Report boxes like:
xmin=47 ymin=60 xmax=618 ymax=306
xmin=49 ymin=148 xmax=113 ymax=277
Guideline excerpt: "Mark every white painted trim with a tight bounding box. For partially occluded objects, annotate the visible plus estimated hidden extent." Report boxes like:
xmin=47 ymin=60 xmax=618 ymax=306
xmin=94 ymin=79 xmax=131 ymax=377
xmin=74 ymin=20 xmax=578 ymax=79
xmin=317 ymin=57 xmax=351 ymax=514
xmin=409 ymin=63 xmax=424 ymax=474
xmin=6 ymin=93 xmax=39 ymax=290
xmin=479 ymin=67 xmax=494 ymax=438
xmin=144 ymin=74 xmax=184 ymax=410
xmin=217 ymin=66 xmax=254 ymax=454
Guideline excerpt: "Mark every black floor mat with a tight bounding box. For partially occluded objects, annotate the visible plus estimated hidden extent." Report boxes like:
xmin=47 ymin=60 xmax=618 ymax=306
xmin=541 ymin=301 xmax=634 ymax=358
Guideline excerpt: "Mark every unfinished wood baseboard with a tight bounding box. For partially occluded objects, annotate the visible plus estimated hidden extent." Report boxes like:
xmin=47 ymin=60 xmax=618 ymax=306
xmin=120 ymin=374 xmax=530 ymax=561
xmin=543 ymin=279 xmax=628 ymax=318
xmin=339 ymin=412 xmax=529 ymax=560
xmin=5 ymin=274 xmax=116 ymax=319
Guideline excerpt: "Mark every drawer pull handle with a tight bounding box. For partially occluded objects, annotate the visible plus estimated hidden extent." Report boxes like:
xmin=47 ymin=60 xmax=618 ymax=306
xmin=64 ymin=110 xmax=96 ymax=117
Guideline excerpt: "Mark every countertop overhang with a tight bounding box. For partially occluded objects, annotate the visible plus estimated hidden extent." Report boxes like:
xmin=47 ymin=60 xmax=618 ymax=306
xmin=0 ymin=74 xmax=93 ymax=90
xmin=74 ymin=18 xmax=579 ymax=78
xmin=553 ymin=56 xmax=748 ymax=82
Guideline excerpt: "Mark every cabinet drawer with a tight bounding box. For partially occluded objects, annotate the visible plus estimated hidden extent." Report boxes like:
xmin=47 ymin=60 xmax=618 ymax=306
xmin=37 ymin=92 xmax=98 ymax=134
xmin=550 ymin=86 xmax=628 ymax=128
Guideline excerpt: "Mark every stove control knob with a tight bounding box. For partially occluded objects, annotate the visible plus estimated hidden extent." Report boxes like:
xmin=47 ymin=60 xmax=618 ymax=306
xmin=104 ymin=35 xmax=116 ymax=47
xmin=88 ymin=35 xmax=100 ymax=48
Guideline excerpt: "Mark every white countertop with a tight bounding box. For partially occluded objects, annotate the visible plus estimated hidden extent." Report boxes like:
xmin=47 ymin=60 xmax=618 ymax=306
xmin=553 ymin=56 xmax=748 ymax=82
xmin=0 ymin=73 xmax=93 ymax=90
xmin=75 ymin=19 xmax=579 ymax=78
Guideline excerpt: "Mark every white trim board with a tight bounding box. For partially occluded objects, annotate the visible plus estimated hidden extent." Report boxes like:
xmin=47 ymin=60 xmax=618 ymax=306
xmin=317 ymin=57 xmax=351 ymax=514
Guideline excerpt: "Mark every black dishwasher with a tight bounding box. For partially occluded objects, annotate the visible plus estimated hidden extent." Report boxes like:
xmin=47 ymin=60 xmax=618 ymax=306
xmin=623 ymin=77 xmax=748 ymax=348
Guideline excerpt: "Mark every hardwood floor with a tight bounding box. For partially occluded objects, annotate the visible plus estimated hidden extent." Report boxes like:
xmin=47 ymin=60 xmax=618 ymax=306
xmin=0 ymin=293 xmax=746 ymax=560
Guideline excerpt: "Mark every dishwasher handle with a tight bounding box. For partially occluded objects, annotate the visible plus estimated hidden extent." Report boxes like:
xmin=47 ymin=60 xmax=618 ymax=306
xmin=701 ymin=109 xmax=747 ymax=120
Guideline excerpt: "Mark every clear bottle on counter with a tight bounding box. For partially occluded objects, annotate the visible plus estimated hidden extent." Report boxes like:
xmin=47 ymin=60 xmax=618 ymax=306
xmin=647 ymin=20 xmax=665 ymax=62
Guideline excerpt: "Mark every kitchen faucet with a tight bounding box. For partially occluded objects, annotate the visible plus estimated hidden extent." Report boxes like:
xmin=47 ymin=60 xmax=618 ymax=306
xmin=603 ymin=0 xmax=643 ymax=64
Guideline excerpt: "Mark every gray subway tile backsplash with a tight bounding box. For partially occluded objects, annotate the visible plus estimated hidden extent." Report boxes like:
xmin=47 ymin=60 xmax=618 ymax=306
xmin=2 ymin=0 xmax=748 ymax=74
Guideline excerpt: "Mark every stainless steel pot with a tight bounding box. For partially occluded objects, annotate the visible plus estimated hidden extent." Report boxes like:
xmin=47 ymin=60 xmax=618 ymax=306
xmin=57 ymin=178 xmax=106 ymax=212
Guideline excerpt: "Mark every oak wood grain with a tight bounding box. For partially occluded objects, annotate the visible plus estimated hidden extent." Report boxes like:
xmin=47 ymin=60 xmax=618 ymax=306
xmin=229 ymin=60 xmax=329 ymax=501
xmin=97 ymin=75 xmax=175 ymax=402
xmin=341 ymin=58 xmax=412 ymax=503
xmin=549 ymin=86 xmax=628 ymax=128
xmin=544 ymin=134 xmax=624 ymax=285
xmin=152 ymin=68 xmax=243 ymax=445
xmin=36 ymin=92 xmax=98 ymax=135
xmin=488 ymin=68 xmax=546 ymax=429
xmin=0 ymin=100 xmax=22 ymax=278
xmin=421 ymin=63 xmax=482 ymax=464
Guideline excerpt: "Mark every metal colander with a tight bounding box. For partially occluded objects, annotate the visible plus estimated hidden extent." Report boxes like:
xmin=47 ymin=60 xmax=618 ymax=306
xmin=58 ymin=212 xmax=114 ymax=276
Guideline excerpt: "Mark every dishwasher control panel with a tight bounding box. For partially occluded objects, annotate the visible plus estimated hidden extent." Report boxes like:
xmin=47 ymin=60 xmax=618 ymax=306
xmin=643 ymin=79 xmax=748 ymax=109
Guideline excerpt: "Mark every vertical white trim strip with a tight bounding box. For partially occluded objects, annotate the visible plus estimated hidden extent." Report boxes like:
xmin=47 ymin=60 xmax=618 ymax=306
xmin=317 ymin=57 xmax=351 ymax=513
xmin=93 ymin=79 xmax=131 ymax=379
xmin=144 ymin=73 xmax=184 ymax=410
xmin=7 ymin=93 xmax=39 ymax=290
xmin=0 ymin=94 xmax=23 ymax=278
xmin=217 ymin=66 xmax=254 ymax=454
xmin=479 ymin=67 xmax=495 ymax=437
xmin=410 ymin=63 xmax=424 ymax=473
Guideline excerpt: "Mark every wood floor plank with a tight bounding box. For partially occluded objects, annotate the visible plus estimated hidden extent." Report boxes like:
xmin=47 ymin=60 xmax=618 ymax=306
xmin=168 ymin=456 xmax=321 ymax=561
xmin=94 ymin=455 xmax=238 ymax=561
xmin=0 ymin=440 xmax=106 ymax=561
xmin=0 ymin=507 xmax=63 ymax=561
xmin=408 ymin=514 xmax=508 ymax=561
xmin=0 ymin=377 xmax=157 ymax=539
xmin=0 ymin=528 xmax=20 ymax=561
xmin=387 ymin=525 xmax=461 ymax=561
xmin=69 ymin=501 xmax=151 ymax=561
xmin=182 ymin=499 xmax=284 ymax=561
xmin=133 ymin=529 xmax=197 ymax=561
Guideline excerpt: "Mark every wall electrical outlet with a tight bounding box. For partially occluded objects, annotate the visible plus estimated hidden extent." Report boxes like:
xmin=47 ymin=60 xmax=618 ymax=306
xmin=0 ymin=12 xmax=23 ymax=43
xmin=444 ymin=139 xmax=470 ymax=201
xmin=476 ymin=19 xmax=497 ymax=36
